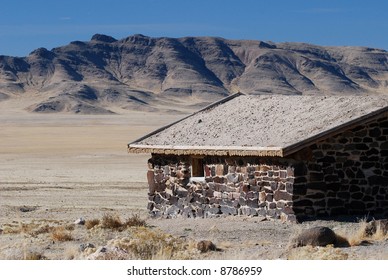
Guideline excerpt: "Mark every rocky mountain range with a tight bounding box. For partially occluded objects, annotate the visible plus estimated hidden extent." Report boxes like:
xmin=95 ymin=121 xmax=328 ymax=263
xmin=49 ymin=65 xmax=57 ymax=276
xmin=0 ymin=34 xmax=387 ymax=114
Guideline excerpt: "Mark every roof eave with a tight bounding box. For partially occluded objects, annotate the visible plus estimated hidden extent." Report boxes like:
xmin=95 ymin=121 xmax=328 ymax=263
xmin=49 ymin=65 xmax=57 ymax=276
xmin=127 ymin=144 xmax=284 ymax=157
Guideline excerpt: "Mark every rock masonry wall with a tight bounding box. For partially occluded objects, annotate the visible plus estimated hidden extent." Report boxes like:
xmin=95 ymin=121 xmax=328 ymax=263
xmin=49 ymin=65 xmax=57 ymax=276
xmin=293 ymin=116 xmax=388 ymax=219
xmin=146 ymin=155 xmax=297 ymax=222
xmin=145 ymin=116 xmax=388 ymax=221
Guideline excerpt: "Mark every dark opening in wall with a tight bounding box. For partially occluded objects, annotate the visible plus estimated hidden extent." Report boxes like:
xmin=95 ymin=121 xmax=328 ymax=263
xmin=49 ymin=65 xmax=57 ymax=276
xmin=191 ymin=157 xmax=204 ymax=177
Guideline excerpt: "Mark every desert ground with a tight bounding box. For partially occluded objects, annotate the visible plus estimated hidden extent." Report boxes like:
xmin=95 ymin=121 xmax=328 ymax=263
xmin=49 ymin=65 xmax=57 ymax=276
xmin=1 ymin=98 xmax=388 ymax=260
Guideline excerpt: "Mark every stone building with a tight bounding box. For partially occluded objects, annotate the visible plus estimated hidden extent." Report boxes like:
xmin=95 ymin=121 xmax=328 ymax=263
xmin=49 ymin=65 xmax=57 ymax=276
xmin=128 ymin=93 xmax=388 ymax=221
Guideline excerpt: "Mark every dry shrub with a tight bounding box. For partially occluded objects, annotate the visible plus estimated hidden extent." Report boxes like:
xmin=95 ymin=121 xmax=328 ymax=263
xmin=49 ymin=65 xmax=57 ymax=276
xmin=85 ymin=219 xmax=100 ymax=230
xmin=346 ymin=218 xmax=369 ymax=246
xmin=100 ymin=213 xmax=146 ymax=231
xmin=123 ymin=214 xmax=147 ymax=228
xmin=334 ymin=218 xmax=388 ymax=247
xmin=20 ymin=223 xmax=36 ymax=234
xmin=346 ymin=219 xmax=387 ymax=246
xmin=1 ymin=224 xmax=22 ymax=234
xmin=4 ymin=222 xmax=36 ymax=235
xmin=51 ymin=226 xmax=73 ymax=242
xmin=32 ymin=224 xmax=54 ymax=237
xmin=109 ymin=227 xmax=192 ymax=260
xmin=101 ymin=214 xmax=123 ymax=230
xmin=2 ymin=222 xmax=56 ymax=237
xmin=373 ymin=222 xmax=388 ymax=240
xmin=65 ymin=224 xmax=75 ymax=231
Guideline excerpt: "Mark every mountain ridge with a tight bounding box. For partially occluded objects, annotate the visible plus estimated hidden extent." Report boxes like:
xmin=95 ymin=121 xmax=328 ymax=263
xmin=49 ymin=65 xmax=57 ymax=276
xmin=0 ymin=34 xmax=387 ymax=114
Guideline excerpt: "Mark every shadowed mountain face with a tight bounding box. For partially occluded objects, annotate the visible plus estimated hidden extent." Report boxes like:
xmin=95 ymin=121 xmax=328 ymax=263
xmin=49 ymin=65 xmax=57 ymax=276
xmin=0 ymin=34 xmax=387 ymax=113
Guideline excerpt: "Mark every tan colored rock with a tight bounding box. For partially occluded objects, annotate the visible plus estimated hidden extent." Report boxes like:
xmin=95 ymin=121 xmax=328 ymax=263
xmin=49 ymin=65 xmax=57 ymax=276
xmin=259 ymin=191 xmax=267 ymax=202
xmin=147 ymin=170 xmax=156 ymax=194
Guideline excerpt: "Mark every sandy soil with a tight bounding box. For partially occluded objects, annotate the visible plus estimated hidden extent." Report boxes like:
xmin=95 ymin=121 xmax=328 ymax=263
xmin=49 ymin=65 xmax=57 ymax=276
xmin=0 ymin=100 xmax=387 ymax=260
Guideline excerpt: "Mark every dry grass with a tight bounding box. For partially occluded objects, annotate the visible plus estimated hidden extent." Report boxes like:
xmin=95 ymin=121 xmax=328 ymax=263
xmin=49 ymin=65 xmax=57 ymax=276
xmin=217 ymin=240 xmax=234 ymax=250
xmin=85 ymin=226 xmax=195 ymax=260
xmin=287 ymin=219 xmax=388 ymax=260
xmin=99 ymin=213 xmax=147 ymax=231
xmin=51 ymin=226 xmax=73 ymax=242
xmin=347 ymin=219 xmax=388 ymax=246
xmin=1 ymin=223 xmax=34 ymax=235
xmin=373 ymin=224 xmax=388 ymax=240
xmin=87 ymin=247 xmax=130 ymax=260
xmin=1 ymin=222 xmax=54 ymax=237
xmin=3 ymin=211 xmax=386 ymax=260
xmin=345 ymin=218 xmax=369 ymax=246
xmin=0 ymin=221 xmax=79 ymax=247
xmin=101 ymin=213 xmax=123 ymax=230
xmin=24 ymin=252 xmax=47 ymax=260
xmin=32 ymin=225 xmax=54 ymax=236
xmin=85 ymin=219 xmax=100 ymax=230
xmin=65 ymin=224 xmax=75 ymax=231
xmin=106 ymin=227 xmax=197 ymax=260
xmin=123 ymin=214 xmax=147 ymax=227
xmin=64 ymin=245 xmax=81 ymax=260
xmin=287 ymin=245 xmax=349 ymax=260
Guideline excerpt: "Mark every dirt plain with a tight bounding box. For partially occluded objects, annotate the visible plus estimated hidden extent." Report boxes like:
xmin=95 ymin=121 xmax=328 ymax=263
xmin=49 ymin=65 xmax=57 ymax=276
xmin=0 ymin=99 xmax=388 ymax=260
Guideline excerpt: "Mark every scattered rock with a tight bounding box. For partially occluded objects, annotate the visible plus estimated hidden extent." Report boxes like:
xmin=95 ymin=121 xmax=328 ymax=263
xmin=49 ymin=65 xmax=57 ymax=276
xmin=292 ymin=226 xmax=337 ymax=247
xmin=79 ymin=243 xmax=95 ymax=252
xmin=197 ymin=240 xmax=217 ymax=253
xmin=19 ymin=206 xmax=37 ymax=212
xmin=86 ymin=246 xmax=129 ymax=260
xmin=74 ymin=218 xmax=85 ymax=225
xmin=280 ymin=213 xmax=297 ymax=223
xmin=358 ymin=240 xmax=374 ymax=246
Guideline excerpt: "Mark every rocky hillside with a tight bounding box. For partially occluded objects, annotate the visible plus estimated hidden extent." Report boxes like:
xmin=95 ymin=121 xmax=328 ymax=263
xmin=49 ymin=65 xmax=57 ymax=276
xmin=0 ymin=34 xmax=387 ymax=113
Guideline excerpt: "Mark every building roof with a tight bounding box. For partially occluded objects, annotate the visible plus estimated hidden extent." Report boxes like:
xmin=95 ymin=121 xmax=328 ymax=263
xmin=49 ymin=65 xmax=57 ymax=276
xmin=128 ymin=93 xmax=388 ymax=157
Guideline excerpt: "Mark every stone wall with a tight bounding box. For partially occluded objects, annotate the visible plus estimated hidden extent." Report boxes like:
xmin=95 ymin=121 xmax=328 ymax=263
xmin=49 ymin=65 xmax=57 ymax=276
xmin=293 ymin=116 xmax=388 ymax=219
xmin=146 ymin=155 xmax=297 ymax=222
xmin=145 ymin=116 xmax=388 ymax=221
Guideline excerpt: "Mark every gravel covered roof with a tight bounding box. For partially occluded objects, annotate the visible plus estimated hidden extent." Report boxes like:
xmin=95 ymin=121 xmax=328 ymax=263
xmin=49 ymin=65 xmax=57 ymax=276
xmin=128 ymin=93 xmax=388 ymax=157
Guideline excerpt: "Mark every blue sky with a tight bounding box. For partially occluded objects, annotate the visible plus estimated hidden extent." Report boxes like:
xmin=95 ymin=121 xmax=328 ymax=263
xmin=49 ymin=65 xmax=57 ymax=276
xmin=1 ymin=0 xmax=387 ymax=57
